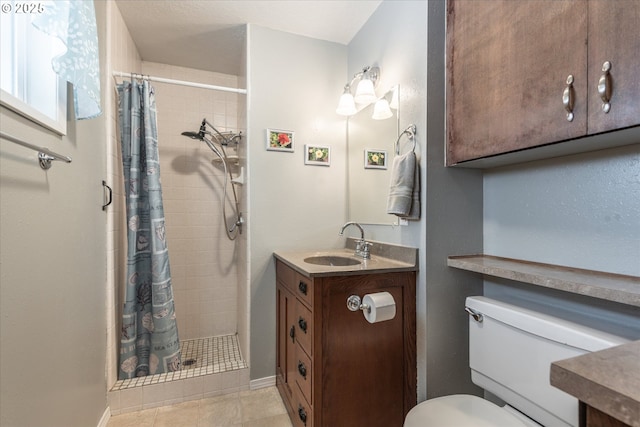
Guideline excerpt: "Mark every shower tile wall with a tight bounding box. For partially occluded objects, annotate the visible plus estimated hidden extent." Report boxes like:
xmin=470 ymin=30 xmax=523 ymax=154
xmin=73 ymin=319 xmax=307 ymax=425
xmin=141 ymin=61 xmax=240 ymax=341
xmin=105 ymin=0 xmax=142 ymax=389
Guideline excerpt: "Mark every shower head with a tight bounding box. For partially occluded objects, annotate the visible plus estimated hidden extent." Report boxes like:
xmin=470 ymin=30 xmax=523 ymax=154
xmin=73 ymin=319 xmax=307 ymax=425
xmin=181 ymin=131 xmax=203 ymax=140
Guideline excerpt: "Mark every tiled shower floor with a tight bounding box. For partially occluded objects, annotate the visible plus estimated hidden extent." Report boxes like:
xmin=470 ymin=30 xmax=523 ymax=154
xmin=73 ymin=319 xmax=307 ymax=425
xmin=111 ymin=334 xmax=247 ymax=391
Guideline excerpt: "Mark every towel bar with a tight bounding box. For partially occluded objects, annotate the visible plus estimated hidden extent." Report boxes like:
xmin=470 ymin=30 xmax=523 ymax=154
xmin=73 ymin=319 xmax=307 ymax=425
xmin=0 ymin=131 xmax=72 ymax=170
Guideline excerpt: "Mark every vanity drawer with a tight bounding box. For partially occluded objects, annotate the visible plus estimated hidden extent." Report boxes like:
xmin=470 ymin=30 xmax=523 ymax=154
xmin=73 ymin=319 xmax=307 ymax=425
xmin=293 ymin=383 xmax=313 ymax=427
xmin=295 ymin=273 xmax=313 ymax=308
xmin=295 ymin=344 xmax=312 ymax=404
xmin=276 ymin=260 xmax=296 ymax=293
xmin=295 ymin=300 xmax=313 ymax=356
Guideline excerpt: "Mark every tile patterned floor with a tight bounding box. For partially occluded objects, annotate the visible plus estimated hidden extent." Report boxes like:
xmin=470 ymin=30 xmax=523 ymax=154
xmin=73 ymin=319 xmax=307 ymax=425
xmin=112 ymin=335 xmax=248 ymax=391
xmin=107 ymin=387 xmax=293 ymax=427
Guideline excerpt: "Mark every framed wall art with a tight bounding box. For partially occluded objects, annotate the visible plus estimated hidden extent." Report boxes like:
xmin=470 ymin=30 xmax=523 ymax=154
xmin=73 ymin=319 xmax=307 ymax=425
xmin=364 ymin=149 xmax=387 ymax=169
xmin=266 ymin=128 xmax=294 ymax=152
xmin=305 ymin=144 xmax=330 ymax=166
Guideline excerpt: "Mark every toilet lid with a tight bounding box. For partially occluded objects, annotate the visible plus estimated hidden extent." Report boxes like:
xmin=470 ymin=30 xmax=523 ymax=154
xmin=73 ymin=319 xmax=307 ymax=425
xmin=404 ymin=395 xmax=530 ymax=427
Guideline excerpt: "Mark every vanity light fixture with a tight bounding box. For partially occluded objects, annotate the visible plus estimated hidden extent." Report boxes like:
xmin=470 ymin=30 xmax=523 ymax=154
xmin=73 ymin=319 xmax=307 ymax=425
xmin=353 ymin=66 xmax=379 ymax=105
xmin=336 ymin=84 xmax=357 ymax=116
xmin=371 ymin=98 xmax=393 ymax=120
xmin=335 ymin=65 xmax=380 ymax=116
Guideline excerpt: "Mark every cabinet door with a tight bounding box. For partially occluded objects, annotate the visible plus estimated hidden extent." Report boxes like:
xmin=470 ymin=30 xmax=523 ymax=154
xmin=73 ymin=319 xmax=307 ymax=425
xmin=320 ymin=275 xmax=410 ymax=427
xmin=587 ymin=0 xmax=640 ymax=133
xmin=446 ymin=0 xmax=588 ymax=165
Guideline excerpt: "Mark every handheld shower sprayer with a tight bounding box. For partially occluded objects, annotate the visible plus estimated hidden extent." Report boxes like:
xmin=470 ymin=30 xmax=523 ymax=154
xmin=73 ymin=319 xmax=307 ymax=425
xmin=180 ymin=118 xmax=244 ymax=240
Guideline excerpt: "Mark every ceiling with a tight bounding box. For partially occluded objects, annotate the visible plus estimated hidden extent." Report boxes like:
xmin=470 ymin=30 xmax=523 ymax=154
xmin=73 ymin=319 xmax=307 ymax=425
xmin=114 ymin=0 xmax=382 ymax=76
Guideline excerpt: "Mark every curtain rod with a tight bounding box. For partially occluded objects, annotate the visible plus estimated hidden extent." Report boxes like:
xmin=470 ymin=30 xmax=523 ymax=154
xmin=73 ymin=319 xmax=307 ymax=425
xmin=112 ymin=71 xmax=247 ymax=95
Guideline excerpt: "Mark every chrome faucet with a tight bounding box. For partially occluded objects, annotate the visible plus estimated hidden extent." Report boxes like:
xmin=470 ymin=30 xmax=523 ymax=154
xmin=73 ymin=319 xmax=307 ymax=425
xmin=339 ymin=222 xmax=372 ymax=259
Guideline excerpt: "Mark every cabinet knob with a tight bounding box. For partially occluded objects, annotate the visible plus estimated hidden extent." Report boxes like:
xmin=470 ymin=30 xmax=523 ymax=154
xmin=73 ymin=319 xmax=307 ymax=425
xmin=598 ymin=61 xmax=612 ymax=113
xmin=289 ymin=325 xmax=295 ymax=343
xmin=298 ymin=361 xmax=307 ymax=378
xmin=298 ymin=281 xmax=308 ymax=295
xmin=563 ymin=74 xmax=575 ymax=122
xmin=298 ymin=405 xmax=308 ymax=425
xmin=298 ymin=317 xmax=308 ymax=333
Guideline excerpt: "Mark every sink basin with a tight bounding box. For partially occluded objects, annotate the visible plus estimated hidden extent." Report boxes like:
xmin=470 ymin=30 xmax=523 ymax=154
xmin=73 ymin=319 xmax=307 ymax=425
xmin=303 ymin=255 xmax=361 ymax=266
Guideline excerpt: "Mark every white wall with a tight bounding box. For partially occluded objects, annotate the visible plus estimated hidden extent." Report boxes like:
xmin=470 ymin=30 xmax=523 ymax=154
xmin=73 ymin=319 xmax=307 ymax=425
xmin=0 ymin=2 xmax=109 ymax=425
xmin=347 ymin=0 xmax=428 ymax=400
xmin=347 ymin=0 xmax=484 ymax=401
xmin=247 ymin=25 xmax=348 ymax=380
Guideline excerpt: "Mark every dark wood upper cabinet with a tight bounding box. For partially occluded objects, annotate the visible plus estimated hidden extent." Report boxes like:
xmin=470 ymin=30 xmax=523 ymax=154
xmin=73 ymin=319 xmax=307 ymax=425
xmin=446 ymin=0 xmax=640 ymax=167
xmin=587 ymin=0 xmax=640 ymax=134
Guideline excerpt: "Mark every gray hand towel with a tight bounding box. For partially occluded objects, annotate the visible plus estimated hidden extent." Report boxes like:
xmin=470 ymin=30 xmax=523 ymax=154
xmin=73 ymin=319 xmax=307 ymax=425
xmin=405 ymin=160 xmax=420 ymax=220
xmin=386 ymin=151 xmax=417 ymax=217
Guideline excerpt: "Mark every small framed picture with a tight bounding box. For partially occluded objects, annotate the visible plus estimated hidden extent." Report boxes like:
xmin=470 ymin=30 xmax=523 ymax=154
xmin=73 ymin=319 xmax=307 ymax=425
xmin=364 ymin=149 xmax=387 ymax=169
xmin=266 ymin=129 xmax=294 ymax=152
xmin=305 ymin=145 xmax=331 ymax=166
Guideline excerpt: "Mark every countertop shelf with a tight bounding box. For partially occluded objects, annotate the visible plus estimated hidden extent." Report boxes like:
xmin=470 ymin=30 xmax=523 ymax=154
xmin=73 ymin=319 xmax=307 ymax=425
xmin=447 ymin=255 xmax=640 ymax=307
xmin=551 ymin=340 xmax=640 ymax=427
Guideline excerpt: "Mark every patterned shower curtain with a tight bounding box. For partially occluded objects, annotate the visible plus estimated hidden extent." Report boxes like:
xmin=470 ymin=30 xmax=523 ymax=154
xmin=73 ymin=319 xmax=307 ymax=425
xmin=117 ymin=80 xmax=181 ymax=379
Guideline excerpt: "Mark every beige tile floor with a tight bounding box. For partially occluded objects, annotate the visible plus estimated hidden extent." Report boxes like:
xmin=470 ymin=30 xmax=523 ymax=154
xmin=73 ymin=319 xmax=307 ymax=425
xmin=107 ymin=387 xmax=293 ymax=427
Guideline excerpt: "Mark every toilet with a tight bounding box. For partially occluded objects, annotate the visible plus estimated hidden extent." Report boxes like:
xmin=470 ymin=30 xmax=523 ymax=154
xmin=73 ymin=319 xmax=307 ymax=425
xmin=405 ymin=296 xmax=629 ymax=427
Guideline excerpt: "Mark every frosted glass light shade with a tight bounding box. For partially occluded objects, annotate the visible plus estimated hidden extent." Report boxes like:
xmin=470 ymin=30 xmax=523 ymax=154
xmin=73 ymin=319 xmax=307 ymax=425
xmin=372 ymin=99 xmax=393 ymax=120
xmin=354 ymin=78 xmax=377 ymax=105
xmin=336 ymin=92 xmax=357 ymax=116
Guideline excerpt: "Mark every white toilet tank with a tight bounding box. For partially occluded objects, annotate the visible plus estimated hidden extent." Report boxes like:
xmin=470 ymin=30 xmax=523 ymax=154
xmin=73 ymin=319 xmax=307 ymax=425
xmin=466 ymin=296 xmax=628 ymax=427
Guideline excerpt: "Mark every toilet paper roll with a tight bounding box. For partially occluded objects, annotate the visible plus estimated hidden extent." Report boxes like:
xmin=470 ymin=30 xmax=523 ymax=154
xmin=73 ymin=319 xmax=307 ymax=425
xmin=362 ymin=292 xmax=396 ymax=324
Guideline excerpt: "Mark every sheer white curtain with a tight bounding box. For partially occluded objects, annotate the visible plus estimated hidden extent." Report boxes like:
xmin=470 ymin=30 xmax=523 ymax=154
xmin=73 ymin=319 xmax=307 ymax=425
xmin=33 ymin=0 xmax=101 ymax=120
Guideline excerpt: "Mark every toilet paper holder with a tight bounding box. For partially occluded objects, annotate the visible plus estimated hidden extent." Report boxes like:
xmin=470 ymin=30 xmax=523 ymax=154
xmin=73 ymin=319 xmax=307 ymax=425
xmin=346 ymin=295 xmax=370 ymax=313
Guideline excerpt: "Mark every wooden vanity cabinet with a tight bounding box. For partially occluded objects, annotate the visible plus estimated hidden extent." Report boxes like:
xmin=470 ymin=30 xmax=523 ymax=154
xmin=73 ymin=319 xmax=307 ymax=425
xmin=275 ymin=260 xmax=417 ymax=427
xmin=446 ymin=0 xmax=640 ymax=167
xmin=583 ymin=404 xmax=631 ymax=427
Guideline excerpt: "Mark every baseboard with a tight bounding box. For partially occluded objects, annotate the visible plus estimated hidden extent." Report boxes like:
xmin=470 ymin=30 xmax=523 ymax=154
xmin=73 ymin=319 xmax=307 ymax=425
xmin=249 ymin=375 xmax=276 ymax=390
xmin=97 ymin=407 xmax=110 ymax=427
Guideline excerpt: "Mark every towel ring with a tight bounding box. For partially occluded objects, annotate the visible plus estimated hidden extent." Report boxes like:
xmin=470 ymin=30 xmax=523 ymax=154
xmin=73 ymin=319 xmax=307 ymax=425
xmin=395 ymin=124 xmax=417 ymax=155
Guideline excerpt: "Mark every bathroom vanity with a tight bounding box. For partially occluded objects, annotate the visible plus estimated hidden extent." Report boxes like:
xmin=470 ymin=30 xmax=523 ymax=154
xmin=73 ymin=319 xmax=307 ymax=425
xmin=274 ymin=241 xmax=417 ymax=427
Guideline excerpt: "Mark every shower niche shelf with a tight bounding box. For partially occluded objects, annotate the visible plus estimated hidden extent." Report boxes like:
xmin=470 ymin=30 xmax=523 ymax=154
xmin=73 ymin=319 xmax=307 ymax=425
xmin=448 ymin=254 xmax=640 ymax=307
xmin=212 ymin=155 xmax=239 ymax=166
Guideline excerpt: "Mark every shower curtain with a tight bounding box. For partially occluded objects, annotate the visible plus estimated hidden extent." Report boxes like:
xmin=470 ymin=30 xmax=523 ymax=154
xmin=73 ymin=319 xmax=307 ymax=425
xmin=117 ymin=80 xmax=181 ymax=379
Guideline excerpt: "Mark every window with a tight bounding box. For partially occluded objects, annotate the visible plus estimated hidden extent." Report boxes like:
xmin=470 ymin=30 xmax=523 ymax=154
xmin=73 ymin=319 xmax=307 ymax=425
xmin=1 ymin=1 xmax=67 ymax=134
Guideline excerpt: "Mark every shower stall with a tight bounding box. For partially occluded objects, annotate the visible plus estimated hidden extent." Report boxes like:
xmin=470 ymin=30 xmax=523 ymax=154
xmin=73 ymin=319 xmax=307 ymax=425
xmin=109 ymin=62 xmax=249 ymax=405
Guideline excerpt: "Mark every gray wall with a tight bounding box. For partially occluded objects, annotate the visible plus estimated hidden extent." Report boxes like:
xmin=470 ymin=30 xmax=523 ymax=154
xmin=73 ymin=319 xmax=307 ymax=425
xmin=247 ymin=25 xmax=348 ymax=380
xmin=485 ymin=144 xmax=640 ymax=277
xmin=424 ymin=0 xmax=484 ymax=399
xmin=484 ymin=143 xmax=640 ymax=339
xmin=0 ymin=4 xmax=108 ymax=426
